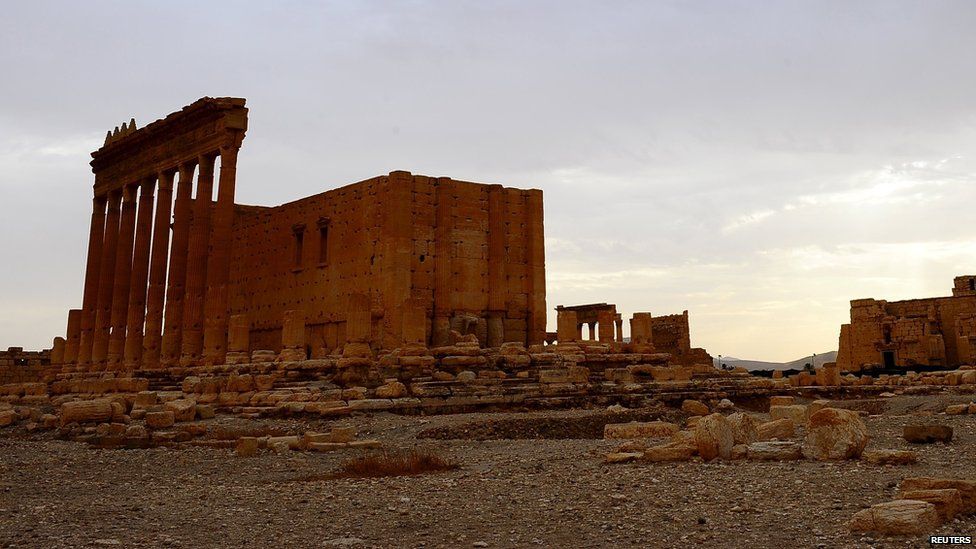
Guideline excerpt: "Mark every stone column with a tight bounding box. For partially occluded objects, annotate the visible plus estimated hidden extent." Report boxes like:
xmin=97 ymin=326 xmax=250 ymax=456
xmin=106 ymin=184 xmax=138 ymax=368
xmin=91 ymin=190 xmax=123 ymax=367
xmin=203 ymin=146 xmax=239 ymax=365
xmin=122 ymin=177 xmax=157 ymax=369
xmin=160 ymin=162 xmax=195 ymax=365
xmin=51 ymin=337 xmax=66 ymax=365
xmin=402 ymin=298 xmax=428 ymax=346
xmin=587 ymin=322 xmax=597 ymax=341
xmin=630 ymin=312 xmax=655 ymax=352
xmin=615 ymin=317 xmax=623 ymax=343
xmin=142 ymin=169 xmax=176 ymax=368
xmin=556 ymin=310 xmax=579 ymax=343
xmin=346 ymin=293 xmax=371 ymax=343
xmin=280 ymin=309 xmax=307 ymax=362
xmin=431 ymin=177 xmax=454 ymax=346
xmin=180 ymin=154 xmax=215 ymax=365
xmin=63 ymin=309 xmax=82 ymax=365
xmin=487 ymin=185 xmax=507 ymax=347
xmin=77 ymin=194 xmax=107 ymax=368
xmin=597 ymin=311 xmax=615 ymax=343
xmin=226 ymin=314 xmax=250 ymax=365
xmin=525 ymin=189 xmax=546 ymax=345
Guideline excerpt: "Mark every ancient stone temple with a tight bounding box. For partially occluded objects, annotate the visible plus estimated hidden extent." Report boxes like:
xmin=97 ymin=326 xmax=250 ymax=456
xmin=554 ymin=304 xmax=712 ymax=366
xmin=58 ymin=97 xmax=546 ymax=372
xmin=835 ymin=276 xmax=976 ymax=371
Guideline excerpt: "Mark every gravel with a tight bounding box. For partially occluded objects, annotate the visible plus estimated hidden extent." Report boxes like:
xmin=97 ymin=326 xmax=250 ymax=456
xmin=1 ymin=394 xmax=974 ymax=548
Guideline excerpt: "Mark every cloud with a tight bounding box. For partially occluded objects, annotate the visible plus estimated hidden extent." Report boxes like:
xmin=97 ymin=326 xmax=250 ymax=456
xmin=3 ymin=1 xmax=976 ymax=363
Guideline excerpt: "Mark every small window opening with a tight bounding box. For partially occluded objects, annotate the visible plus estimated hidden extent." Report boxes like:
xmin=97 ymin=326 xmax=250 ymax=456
xmin=419 ymin=254 xmax=426 ymax=263
xmin=292 ymin=226 xmax=305 ymax=268
xmin=319 ymin=225 xmax=329 ymax=263
xmin=969 ymin=279 xmax=974 ymax=291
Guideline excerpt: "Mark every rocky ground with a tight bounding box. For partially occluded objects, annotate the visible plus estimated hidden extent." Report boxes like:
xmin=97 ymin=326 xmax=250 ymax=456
xmin=1 ymin=393 xmax=974 ymax=548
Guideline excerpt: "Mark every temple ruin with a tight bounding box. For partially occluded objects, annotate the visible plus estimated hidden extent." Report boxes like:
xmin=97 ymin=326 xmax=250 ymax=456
xmin=835 ymin=276 xmax=976 ymax=371
xmin=57 ymin=97 xmax=546 ymax=373
xmin=6 ymin=96 xmax=741 ymax=422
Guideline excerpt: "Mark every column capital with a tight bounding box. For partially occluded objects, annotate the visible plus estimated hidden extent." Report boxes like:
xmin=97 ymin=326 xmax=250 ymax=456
xmin=106 ymin=189 xmax=123 ymax=210
xmin=121 ymin=184 xmax=137 ymax=203
xmin=218 ymin=144 xmax=240 ymax=160
xmin=139 ymin=176 xmax=156 ymax=193
xmin=197 ymin=152 xmax=217 ymax=168
xmin=157 ymin=170 xmax=175 ymax=192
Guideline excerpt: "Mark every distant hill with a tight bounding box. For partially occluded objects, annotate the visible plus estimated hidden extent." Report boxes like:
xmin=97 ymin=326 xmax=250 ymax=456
xmin=713 ymin=351 xmax=837 ymax=371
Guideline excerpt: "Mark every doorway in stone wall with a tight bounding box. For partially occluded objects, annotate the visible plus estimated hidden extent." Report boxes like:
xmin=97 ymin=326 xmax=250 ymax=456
xmin=882 ymin=351 xmax=896 ymax=368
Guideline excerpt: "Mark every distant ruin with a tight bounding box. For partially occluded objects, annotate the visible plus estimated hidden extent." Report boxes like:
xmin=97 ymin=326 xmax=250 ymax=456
xmin=836 ymin=276 xmax=976 ymax=371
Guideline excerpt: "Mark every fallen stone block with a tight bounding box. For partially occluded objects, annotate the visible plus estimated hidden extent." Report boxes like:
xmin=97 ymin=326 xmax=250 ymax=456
xmin=899 ymin=478 xmax=976 ymax=514
xmin=727 ymin=412 xmax=760 ymax=445
xmin=603 ymin=421 xmax=679 ymax=440
xmin=0 ymin=409 xmax=17 ymax=427
xmin=808 ymin=399 xmax=832 ymax=415
xmin=756 ymin=418 xmax=795 ymax=441
xmin=802 ymin=407 xmax=868 ymax=460
xmin=643 ymin=442 xmax=696 ymax=462
xmin=164 ymin=398 xmax=197 ymax=422
xmin=903 ymin=425 xmax=953 ymax=444
xmin=145 ymin=410 xmax=175 ymax=429
xmin=862 ymin=449 xmax=918 ymax=465
xmin=195 ymin=404 xmax=215 ymax=419
xmin=694 ymin=413 xmax=733 ymax=461
xmin=681 ymin=399 xmax=709 ymax=416
xmin=849 ymin=500 xmax=940 ymax=535
xmin=236 ymin=437 xmax=259 ymax=457
xmin=945 ymin=404 xmax=969 ymax=415
xmin=60 ymin=399 xmax=121 ymax=426
xmin=375 ymin=380 xmax=408 ymax=399
xmin=769 ymin=395 xmax=795 ymax=407
xmin=746 ymin=441 xmax=803 ymax=461
xmin=604 ymin=452 xmax=642 ymax=464
xmin=899 ymin=489 xmax=962 ymax=521
xmin=770 ymin=404 xmax=808 ymax=425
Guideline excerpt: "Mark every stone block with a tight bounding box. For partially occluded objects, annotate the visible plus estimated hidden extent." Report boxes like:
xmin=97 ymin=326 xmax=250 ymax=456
xmin=145 ymin=410 xmax=175 ymax=429
xmin=681 ymin=399 xmax=709 ymax=416
xmin=899 ymin=489 xmax=962 ymax=521
xmin=603 ymin=421 xmax=679 ymax=440
xmin=899 ymin=478 xmax=976 ymax=514
xmin=769 ymin=404 xmax=808 ymax=425
xmin=849 ymin=500 xmax=940 ymax=535
xmin=694 ymin=413 xmax=733 ymax=461
xmin=236 ymin=437 xmax=259 ymax=457
xmin=862 ymin=449 xmax=917 ymax=465
xmin=746 ymin=441 xmax=803 ymax=461
xmin=802 ymin=408 xmax=868 ymax=460
xmin=903 ymin=425 xmax=953 ymax=444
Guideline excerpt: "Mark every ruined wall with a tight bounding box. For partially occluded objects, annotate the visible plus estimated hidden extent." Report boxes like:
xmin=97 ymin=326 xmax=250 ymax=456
xmin=836 ymin=279 xmax=976 ymax=371
xmin=650 ymin=311 xmax=711 ymax=366
xmin=0 ymin=347 xmax=52 ymax=384
xmin=227 ymin=171 xmax=545 ymax=354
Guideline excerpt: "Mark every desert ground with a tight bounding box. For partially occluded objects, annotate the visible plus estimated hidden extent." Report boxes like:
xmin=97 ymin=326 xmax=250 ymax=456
xmin=1 ymin=393 xmax=974 ymax=548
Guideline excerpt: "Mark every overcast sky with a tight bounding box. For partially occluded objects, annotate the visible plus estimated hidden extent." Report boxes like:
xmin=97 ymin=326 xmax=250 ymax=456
xmin=2 ymin=1 xmax=975 ymax=361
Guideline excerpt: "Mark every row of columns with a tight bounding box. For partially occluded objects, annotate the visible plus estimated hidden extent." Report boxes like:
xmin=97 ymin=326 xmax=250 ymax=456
xmin=63 ymin=146 xmax=239 ymax=371
xmin=554 ymin=310 xmax=628 ymax=344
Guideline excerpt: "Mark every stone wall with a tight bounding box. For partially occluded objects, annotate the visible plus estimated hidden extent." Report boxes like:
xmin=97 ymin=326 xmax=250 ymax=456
xmin=0 ymin=347 xmax=52 ymax=384
xmin=650 ymin=311 xmax=712 ymax=366
xmin=228 ymin=171 xmax=545 ymax=354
